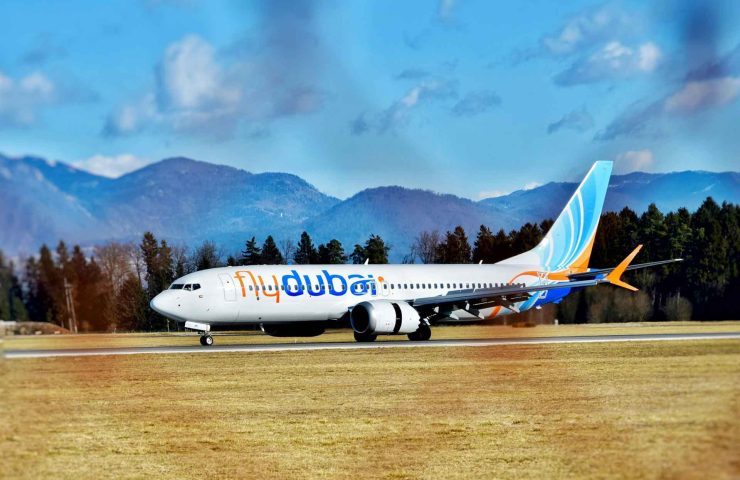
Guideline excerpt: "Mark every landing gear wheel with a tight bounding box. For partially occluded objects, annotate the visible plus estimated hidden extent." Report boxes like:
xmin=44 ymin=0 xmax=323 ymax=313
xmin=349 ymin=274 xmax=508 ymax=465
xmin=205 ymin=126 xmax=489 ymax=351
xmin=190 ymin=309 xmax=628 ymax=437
xmin=200 ymin=334 xmax=214 ymax=346
xmin=354 ymin=331 xmax=377 ymax=343
xmin=408 ymin=324 xmax=431 ymax=341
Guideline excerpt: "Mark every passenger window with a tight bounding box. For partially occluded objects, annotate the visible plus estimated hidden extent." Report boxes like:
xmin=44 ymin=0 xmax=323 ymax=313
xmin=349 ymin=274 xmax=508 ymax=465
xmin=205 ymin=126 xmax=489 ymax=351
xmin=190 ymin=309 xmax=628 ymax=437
xmin=249 ymin=285 xmax=253 ymax=291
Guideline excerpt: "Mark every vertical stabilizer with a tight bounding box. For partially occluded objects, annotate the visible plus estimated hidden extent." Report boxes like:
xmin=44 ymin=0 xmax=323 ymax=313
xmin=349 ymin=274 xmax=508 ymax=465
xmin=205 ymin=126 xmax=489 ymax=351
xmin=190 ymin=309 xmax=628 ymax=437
xmin=499 ymin=161 xmax=612 ymax=272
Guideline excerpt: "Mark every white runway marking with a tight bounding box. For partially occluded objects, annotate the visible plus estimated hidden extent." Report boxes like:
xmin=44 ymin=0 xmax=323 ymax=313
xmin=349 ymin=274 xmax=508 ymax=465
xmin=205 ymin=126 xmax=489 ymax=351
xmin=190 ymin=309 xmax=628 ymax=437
xmin=4 ymin=332 xmax=740 ymax=359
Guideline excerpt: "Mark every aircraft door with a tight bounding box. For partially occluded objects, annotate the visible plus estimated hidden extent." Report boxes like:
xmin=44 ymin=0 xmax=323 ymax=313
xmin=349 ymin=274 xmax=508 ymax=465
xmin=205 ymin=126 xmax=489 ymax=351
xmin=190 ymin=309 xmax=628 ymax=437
xmin=219 ymin=273 xmax=237 ymax=301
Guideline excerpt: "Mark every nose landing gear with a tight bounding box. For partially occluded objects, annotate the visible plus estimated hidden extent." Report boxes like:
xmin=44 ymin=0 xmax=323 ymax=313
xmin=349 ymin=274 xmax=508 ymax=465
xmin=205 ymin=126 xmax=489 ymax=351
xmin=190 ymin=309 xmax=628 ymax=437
xmin=199 ymin=334 xmax=214 ymax=346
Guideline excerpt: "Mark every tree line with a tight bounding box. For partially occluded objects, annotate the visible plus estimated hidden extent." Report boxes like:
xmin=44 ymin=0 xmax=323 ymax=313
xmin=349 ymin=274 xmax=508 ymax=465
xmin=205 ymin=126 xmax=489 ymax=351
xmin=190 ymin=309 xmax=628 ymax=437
xmin=0 ymin=197 xmax=736 ymax=330
xmin=0 ymin=232 xmax=391 ymax=331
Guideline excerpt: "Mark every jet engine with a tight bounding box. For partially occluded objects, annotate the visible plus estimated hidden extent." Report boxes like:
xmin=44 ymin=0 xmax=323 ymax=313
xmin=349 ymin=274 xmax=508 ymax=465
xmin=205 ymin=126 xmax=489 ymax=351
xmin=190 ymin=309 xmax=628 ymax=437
xmin=350 ymin=300 xmax=421 ymax=335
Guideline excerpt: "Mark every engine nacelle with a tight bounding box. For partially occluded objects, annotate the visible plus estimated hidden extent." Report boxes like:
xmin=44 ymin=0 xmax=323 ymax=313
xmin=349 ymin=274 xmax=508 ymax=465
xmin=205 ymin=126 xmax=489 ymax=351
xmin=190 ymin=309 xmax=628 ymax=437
xmin=350 ymin=300 xmax=421 ymax=335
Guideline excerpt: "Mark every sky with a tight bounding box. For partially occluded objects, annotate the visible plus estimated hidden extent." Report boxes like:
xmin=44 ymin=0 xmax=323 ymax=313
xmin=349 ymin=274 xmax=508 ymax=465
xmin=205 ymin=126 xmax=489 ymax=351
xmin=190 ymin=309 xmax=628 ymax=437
xmin=0 ymin=0 xmax=738 ymax=199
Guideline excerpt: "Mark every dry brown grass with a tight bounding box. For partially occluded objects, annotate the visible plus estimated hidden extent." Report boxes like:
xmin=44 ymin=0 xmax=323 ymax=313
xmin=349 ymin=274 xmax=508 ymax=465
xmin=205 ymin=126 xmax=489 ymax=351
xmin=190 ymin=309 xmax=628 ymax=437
xmin=1 ymin=339 xmax=738 ymax=479
xmin=4 ymin=321 xmax=740 ymax=351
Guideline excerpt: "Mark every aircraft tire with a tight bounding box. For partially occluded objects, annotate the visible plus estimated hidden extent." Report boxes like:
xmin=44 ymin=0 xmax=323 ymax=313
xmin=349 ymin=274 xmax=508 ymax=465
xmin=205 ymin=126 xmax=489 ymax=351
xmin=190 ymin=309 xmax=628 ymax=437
xmin=200 ymin=334 xmax=214 ymax=346
xmin=353 ymin=331 xmax=377 ymax=343
xmin=410 ymin=324 xmax=431 ymax=341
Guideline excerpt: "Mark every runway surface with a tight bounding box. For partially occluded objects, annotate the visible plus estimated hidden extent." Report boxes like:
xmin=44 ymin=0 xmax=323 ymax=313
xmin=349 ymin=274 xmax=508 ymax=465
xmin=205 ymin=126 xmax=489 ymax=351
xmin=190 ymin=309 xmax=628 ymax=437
xmin=5 ymin=332 xmax=740 ymax=359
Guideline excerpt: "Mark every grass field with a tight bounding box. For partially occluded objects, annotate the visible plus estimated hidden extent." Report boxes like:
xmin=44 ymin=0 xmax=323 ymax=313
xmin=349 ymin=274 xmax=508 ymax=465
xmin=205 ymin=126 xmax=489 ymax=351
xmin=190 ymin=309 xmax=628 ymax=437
xmin=2 ymin=332 xmax=739 ymax=479
xmin=4 ymin=321 xmax=740 ymax=351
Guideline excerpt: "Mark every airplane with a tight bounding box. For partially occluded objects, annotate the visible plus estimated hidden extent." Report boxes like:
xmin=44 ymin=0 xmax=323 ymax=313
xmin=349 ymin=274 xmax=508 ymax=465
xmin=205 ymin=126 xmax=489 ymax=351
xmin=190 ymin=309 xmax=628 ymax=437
xmin=150 ymin=161 xmax=681 ymax=346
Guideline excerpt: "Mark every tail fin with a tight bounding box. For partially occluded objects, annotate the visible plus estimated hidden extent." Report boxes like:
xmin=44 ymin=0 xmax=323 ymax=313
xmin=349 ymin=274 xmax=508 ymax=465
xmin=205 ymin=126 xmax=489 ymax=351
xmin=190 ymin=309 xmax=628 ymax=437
xmin=499 ymin=161 xmax=612 ymax=272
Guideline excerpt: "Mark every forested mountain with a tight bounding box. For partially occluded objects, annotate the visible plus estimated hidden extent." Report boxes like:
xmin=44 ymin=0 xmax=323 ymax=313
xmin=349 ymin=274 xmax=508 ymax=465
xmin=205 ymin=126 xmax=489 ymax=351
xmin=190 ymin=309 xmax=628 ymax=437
xmin=1 ymin=153 xmax=738 ymax=260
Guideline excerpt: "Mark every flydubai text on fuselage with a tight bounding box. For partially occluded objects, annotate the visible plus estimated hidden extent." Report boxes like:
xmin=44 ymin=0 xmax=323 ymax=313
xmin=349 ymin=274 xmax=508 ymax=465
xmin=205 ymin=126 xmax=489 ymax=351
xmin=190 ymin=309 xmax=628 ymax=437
xmin=151 ymin=161 xmax=679 ymax=344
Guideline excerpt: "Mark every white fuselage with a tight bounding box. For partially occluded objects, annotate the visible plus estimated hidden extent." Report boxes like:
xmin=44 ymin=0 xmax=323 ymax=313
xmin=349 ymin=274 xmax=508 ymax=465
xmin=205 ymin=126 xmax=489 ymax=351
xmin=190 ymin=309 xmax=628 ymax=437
xmin=150 ymin=263 xmax=554 ymax=325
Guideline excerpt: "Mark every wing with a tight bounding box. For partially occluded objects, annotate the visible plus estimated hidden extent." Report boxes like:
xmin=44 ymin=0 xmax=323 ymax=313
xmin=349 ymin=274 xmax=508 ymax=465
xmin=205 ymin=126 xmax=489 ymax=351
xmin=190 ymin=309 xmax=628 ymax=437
xmin=411 ymin=246 xmax=680 ymax=319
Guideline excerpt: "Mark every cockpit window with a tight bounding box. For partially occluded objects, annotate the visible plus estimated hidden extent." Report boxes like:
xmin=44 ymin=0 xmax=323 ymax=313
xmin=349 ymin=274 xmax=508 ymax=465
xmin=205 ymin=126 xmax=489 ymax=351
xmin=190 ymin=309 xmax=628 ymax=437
xmin=184 ymin=284 xmax=192 ymax=291
xmin=192 ymin=284 xmax=201 ymax=291
xmin=170 ymin=283 xmax=184 ymax=290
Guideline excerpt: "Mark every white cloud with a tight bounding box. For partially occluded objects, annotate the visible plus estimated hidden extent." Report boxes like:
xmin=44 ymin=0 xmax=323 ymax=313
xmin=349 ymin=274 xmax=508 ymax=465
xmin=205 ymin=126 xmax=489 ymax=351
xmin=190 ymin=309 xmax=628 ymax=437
xmin=478 ymin=181 xmax=542 ymax=199
xmin=73 ymin=154 xmax=149 ymax=178
xmin=541 ymin=5 xmax=632 ymax=56
xmin=159 ymin=35 xmax=241 ymax=111
xmin=555 ymin=41 xmax=661 ymax=86
xmin=0 ymin=70 xmax=56 ymax=127
xmin=105 ymin=33 xmax=324 ymax=138
xmin=664 ymin=77 xmax=740 ymax=114
xmin=637 ymin=42 xmax=661 ymax=71
xmin=615 ymin=149 xmax=654 ymax=173
xmin=375 ymin=79 xmax=458 ymax=133
xmin=478 ymin=190 xmax=509 ymax=199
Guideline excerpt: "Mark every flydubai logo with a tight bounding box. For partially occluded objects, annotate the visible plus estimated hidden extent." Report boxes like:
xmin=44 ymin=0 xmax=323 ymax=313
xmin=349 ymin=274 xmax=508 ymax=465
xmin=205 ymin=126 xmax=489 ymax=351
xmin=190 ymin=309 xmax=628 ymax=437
xmin=234 ymin=270 xmax=381 ymax=303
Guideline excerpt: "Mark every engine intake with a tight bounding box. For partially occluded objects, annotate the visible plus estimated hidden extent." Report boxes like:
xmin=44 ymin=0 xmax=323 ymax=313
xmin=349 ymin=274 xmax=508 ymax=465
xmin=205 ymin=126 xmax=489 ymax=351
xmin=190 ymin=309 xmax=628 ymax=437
xmin=350 ymin=300 xmax=421 ymax=335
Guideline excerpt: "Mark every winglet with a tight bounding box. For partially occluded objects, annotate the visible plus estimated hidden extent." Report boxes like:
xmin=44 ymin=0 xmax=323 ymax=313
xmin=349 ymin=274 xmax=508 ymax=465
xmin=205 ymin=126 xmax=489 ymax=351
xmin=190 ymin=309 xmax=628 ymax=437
xmin=605 ymin=245 xmax=642 ymax=291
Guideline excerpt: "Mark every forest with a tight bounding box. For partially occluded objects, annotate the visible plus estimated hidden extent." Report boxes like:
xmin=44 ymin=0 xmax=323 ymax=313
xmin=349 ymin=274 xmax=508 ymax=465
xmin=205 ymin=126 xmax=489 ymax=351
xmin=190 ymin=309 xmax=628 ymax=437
xmin=0 ymin=197 xmax=737 ymax=331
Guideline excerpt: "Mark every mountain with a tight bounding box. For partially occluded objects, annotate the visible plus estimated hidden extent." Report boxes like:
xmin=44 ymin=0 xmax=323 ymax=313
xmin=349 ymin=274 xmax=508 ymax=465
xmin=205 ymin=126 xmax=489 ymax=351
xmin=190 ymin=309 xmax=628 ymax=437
xmin=0 ymin=154 xmax=338 ymax=255
xmin=481 ymin=171 xmax=740 ymax=224
xmin=1 ymin=153 xmax=738 ymax=261
xmin=305 ymin=186 xmax=508 ymax=257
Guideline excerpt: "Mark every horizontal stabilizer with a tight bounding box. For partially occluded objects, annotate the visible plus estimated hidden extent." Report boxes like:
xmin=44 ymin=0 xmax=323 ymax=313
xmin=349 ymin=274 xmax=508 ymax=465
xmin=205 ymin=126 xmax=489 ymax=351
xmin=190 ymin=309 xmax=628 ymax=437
xmin=567 ymin=258 xmax=683 ymax=281
xmin=605 ymin=245 xmax=642 ymax=291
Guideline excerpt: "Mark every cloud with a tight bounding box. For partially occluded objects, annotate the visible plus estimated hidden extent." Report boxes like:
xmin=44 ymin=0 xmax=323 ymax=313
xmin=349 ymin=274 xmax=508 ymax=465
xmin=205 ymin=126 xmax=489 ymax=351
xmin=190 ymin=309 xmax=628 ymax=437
xmin=664 ymin=76 xmax=740 ymax=114
xmin=106 ymin=2 xmax=328 ymax=138
xmin=451 ymin=90 xmax=501 ymax=116
xmin=614 ymin=149 xmax=654 ymax=173
xmin=478 ymin=181 xmax=542 ymax=199
xmin=353 ymin=80 xmax=459 ymax=135
xmin=0 ymin=70 xmax=56 ymax=127
xmin=547 ymin=108 xmax=595 ymax=134
xmin=540 ymin=4 xmax=633 ymax=57
xmin=554 ymin=41 xmax=661 ymax=86
xmin=477 ymin=190 xmax=508 ymax=199
xmin=597 ymin=74 xmax=740 ymax=141
xmin=157 ymin=35 xmax=240 ymax=111
xmin=73 ymin=154 xmax=149 ymax=178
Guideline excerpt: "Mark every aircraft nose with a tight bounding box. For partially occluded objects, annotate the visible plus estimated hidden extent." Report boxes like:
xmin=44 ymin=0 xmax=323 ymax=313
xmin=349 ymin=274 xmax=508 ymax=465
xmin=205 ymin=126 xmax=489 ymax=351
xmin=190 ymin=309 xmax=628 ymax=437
xmin=150 ymin=292 xmax=172 ymax=316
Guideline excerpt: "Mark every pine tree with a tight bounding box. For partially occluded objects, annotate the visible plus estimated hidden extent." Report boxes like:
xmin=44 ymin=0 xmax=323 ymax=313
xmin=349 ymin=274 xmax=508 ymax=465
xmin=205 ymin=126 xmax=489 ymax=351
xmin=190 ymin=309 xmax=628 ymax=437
xmin=436 ymin=226 xmax=471 ymax=263
xmin=365 ymin=235 xmax=390 ymax=264
xmin=240 ymin=237 xmax=263 ymax=265
xmin=261 ymin=236 xmax=284 ymax=265
xmin=318 ymin=239 xmax=347 ymax=264
xmin=472 ymin=225 xmax=495 ymax=263
xmin=490 ymin=228 xmax=512 ymax=263
xmin=294 ymin=232 xmax=318 ymax=264
xmin=192 ymin=240 xmax=221 ymax=270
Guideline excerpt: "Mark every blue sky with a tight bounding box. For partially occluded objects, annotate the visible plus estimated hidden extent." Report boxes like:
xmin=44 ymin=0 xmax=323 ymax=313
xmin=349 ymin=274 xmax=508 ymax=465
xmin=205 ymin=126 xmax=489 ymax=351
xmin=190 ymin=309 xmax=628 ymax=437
xmin=0 ymin=0 xmax=738 ymax=199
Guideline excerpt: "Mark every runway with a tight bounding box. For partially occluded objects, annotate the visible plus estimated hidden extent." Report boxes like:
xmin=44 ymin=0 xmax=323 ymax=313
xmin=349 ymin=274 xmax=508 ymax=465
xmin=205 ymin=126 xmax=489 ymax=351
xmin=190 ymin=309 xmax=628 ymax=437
xmin=5 ymin=331 xmax=740 ymax=359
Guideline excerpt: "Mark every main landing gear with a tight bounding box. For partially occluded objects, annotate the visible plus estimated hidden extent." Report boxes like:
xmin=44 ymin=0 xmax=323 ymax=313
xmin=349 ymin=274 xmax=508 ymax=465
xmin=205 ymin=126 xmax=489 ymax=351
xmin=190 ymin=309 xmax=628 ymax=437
xmin=199 ymin=334 xmax=214 ymax=346
xmin=407 ymin=324 xmax=431 ymax=341
xmin=354 ymin=331 xmax=378 ymax=343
